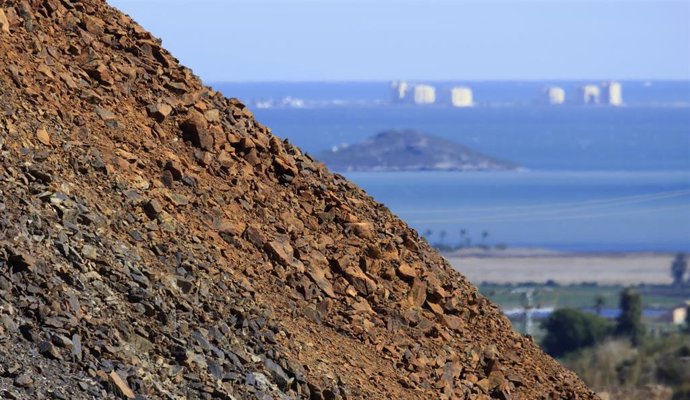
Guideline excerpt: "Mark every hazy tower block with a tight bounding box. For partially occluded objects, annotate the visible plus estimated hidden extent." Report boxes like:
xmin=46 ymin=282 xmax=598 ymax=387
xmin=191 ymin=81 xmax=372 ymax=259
xmin=391 ymin=81 xmax=410 ymax=104
xmin=451 ymin=87 xmax=474 ymax=107
xmin=579 ymin=85 xmax=601 ymax=105
xmin=543 ymin=86 xmax=565 ymax=105
xmin=413 ymin=84 xmax=436 ymax=105
xmin=601 ymin=81 xmax=623 ymax=106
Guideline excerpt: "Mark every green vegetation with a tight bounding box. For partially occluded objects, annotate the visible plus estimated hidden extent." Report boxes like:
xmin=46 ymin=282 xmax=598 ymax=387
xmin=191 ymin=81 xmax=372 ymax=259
xmin=564 ymin=335 xmax=690 ymax=399
xmin=479 ymin=283 xmax=688 ymax=311
xmin=671 ymin=253 xmax=688 ymax=288
xmin=541 ymin=308 xmax=613 ymax=357
xmin=673 ymin=386 xmax=690 ymax=400
xmin=530 ymin=286 xmax=690 ymax=399
xmin=426 ymin=228 xmax=508 ymax=252
xmin=541 ymin=288 xmax=648 ymax=357
xmin=474 ymin=255 xmax=690 ymax=398
xmin=615 ymin=288 xmax=645 ymax=346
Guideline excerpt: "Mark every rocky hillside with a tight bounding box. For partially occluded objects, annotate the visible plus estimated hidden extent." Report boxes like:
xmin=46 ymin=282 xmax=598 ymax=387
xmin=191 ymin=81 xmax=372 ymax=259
xmin=0 ymin=1 xmax=596 ymax=399
xmin=319 ymin=130 xmax=519 ymax=172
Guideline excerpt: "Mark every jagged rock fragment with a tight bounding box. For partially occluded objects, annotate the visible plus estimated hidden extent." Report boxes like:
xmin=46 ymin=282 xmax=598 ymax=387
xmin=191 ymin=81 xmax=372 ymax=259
xmin=87 ymin=63 xmax=114 ymax=86
xmin=0 ymin=9 xmax=10 ymax=33
xmin=180 ymin=111 xmax=213 ymax=150
xmin=108 ymin=371 xmax=135 ymax=399
xmin=148 ymin=103 xmax=173 ymax=121
xmin=36 ymin=128 xmax=50 ymax=145
xmin=397 ymin=262 xmax=417 ymax=280
xmin=0 ymin=1 xmax=597 ymax=398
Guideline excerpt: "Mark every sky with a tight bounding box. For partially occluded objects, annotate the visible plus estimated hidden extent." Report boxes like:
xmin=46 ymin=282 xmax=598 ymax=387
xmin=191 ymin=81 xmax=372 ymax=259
xmin=109 ymin=0 xmax=690 ymax=82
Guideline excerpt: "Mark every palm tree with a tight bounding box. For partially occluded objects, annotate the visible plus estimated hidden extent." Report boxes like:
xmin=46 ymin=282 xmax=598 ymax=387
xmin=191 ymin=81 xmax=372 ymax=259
xmin=458 ymin=229 xmax=467 ymax=249
xmin=671 ymin=253 xmax=687 ymax=287
xmin=481 ymin=231 xmax=489 ymax=249
xmin=594 ymin=296 xmax=606 ymax=316
xmin=439 ymin=230 xmax=447 ymax=244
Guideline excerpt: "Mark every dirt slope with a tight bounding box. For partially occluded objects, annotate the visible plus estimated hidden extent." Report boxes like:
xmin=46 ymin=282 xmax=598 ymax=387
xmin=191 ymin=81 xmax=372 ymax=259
xmin=0 ymin=1 xmax=598 ymax=399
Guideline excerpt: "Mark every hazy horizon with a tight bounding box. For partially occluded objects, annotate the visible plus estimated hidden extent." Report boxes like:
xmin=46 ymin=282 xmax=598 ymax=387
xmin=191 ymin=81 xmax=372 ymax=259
xmin=208 ymin=78 xmax=690 ymax=83
xmin=109 ymin=0 xmax=689 ymax=82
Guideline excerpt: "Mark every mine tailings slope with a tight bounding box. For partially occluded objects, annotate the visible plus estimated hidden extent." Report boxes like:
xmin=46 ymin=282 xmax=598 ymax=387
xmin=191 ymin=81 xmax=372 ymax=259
xmin=0 ymin=1 xmax=596 ymax=399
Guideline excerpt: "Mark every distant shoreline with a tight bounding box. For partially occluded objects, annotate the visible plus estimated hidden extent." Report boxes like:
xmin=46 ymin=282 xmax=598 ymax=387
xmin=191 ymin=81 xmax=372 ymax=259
xmin=212 ymin=80 xmax=690 ymax=110
xmin=442 ymin=247 xmax=682 ymax=258
xmin=445 ymin=249 xmax=680 ymax=285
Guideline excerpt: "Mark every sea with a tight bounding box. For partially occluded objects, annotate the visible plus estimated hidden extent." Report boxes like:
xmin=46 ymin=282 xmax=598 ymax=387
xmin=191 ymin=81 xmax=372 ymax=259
xmin=213 ymin=81 xmax=690 ymax=253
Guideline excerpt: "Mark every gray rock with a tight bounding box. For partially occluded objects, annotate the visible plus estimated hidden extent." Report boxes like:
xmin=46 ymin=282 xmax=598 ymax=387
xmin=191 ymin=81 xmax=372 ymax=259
xmin=265 ymin=359 xmax=291 ymax=390
xmin=245 ymin=372 xmax=271 ymax=391
xmin=14 ymin=372 xmax=34 ymax=388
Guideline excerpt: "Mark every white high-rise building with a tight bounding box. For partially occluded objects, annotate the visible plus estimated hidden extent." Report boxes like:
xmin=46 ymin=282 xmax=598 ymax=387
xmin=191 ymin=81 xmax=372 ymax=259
xmin=543 ymin=86 xmax=565 ymax=105
xmin=451 ymin=87 xmax=474 ymax=107
xmin=601 ymin=81 xmax=623 ymax=106
xmin=413 ymin=85 xmax=436 ymax=105
xmin=390 ymin=81 xmax=410 ymax=104
xmin=579 ymin=85 xmax=601 ymax=105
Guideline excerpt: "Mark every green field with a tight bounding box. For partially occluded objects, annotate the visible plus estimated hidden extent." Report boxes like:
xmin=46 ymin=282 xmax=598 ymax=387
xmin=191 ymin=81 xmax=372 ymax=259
xmin=481 ymin=283 xmax=690 ymax=339
xmin=479 ymin=283 xmax=690 ymax=311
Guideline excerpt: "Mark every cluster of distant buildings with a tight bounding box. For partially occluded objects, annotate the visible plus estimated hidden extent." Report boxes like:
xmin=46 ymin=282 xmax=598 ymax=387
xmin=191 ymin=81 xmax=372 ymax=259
xmin=542 ymin=81 xmax=623 ymax=106
xmin=254 ymin=96 xmax=305 ymax=109
xmin=391 ymin=81 xmax=475 ymax=107
xmin=391 ymin=80 xmax=624 ymax=107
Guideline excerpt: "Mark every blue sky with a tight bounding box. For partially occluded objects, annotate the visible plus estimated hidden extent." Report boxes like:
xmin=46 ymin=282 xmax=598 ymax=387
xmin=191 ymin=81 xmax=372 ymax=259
xmin=109 ymin=0 xmax=690 ymax=82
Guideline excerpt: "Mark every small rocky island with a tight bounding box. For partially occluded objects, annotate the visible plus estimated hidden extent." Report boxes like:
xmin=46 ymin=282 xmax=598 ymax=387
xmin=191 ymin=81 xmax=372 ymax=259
xmin=318 ymin=130 xmax=520 ymax=172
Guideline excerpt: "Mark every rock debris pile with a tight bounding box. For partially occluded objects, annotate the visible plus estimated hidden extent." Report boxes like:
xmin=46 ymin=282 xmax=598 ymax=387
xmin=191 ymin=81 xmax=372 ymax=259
xmin=0 ymin=0 xmax=597 ymax=399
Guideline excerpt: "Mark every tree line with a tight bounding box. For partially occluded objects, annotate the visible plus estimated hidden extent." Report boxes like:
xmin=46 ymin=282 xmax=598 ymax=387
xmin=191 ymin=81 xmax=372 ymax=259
xmin=541 ymin=287 xmax=645 ymax=357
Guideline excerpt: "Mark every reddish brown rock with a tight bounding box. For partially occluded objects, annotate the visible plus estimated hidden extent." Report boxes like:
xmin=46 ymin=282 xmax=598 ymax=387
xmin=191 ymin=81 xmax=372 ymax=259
xmin=204 ymin=109 xmax=221 ymax=123
xmin=148 ymin=103 xmax=173 ymax=121
xmin=274 ymin=155 xmax=298 ymax=176
xmin=265 ymin=236 xmax=294 ymax=267
xmin=442 ymin=315 xmax=465 ymax=332
xmin=397 ymin=262 xmax=417 ymax=280
xmin=426 ymin=301 xmax=444 ymax=315
xmin=0 ymin=2 xmax=598 ymax=399
xmin=87 ymin=63 xmax=115 ymax=86
xmin=35 ymin=128 xmax=50 ymax=145
xmin=143 ymin=199 xmax=164 ymax=219
xmin=408 ymin=278 xmax=427 ymax=308
xmin=342 ymin=263 xmax=378 ymax=296
xmin=81 ymin=14 xmax=106 ymax=34
xmin=345 ymin=222 xmax=374 ymax=239
xmin=307 ymin=265 xmax=336 ymax=298
xmin=108 ymin=371 xmax=135 ymax=399
xmin=0 ymin=9 xmax=9 ymax=33
xmin=180 ymin=111 xmax=213 ymax=150
xmin=164 ymin=160 xmax=183 ymax=180
xmin=215 ymin=218 xmax=246 ymax=237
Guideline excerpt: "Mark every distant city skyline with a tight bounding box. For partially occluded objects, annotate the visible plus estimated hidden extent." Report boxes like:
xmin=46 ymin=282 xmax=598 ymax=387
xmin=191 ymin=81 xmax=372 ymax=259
xmin=110 ymin=0 xmax=690 ymax=82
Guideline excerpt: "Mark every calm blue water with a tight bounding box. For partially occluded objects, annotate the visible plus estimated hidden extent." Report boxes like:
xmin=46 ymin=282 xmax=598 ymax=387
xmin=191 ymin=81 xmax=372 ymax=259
xmin=248 ymin=106 xmax=690 ymax=171
xmin=212 ymin=81 xmax=690 ymax=252
xmin=345 ymin=171 xmax=690 ymax=252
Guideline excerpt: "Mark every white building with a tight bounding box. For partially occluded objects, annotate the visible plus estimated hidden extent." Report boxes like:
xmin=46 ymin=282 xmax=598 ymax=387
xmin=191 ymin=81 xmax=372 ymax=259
xmin=391 ymin=81 xmax=410 ymax=104
xmin=543 ymin=86 xmax=565 ymax=105
xmin=663 ymin=302 xmax=690 ymax=325
xmin=413 ymin=84 xmax=436 ymax=105
xmin=451 ymin=87 xmax=474 ymax=107
xmin=579 ymin=85 xmax=601 ymax=105
xmin=601 ymin=81 xmax=623 ymax=106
